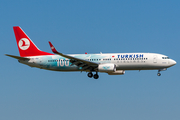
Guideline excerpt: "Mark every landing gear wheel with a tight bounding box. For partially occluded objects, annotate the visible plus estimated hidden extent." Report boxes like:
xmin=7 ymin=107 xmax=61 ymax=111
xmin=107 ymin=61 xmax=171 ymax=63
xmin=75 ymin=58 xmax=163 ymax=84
xmin=87 ymin=72 xmax=93 ymax=78
xmin=157 ymin=73 xmax=161 ymax=76
xmin=93 ymin=74 xmax=99 ymax=79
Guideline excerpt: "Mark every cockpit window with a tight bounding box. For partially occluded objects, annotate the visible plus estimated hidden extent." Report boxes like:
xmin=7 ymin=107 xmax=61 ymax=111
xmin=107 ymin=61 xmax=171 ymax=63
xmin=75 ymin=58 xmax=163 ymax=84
xmin=162 ymin=57 xmax=170 ymax=59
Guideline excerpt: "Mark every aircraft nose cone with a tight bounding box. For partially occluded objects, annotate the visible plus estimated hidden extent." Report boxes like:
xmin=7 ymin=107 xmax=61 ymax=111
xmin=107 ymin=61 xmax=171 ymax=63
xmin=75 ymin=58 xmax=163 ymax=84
xmin=173 ymin=60 xmax=176 ymax=65
xmin=171 ymin=59 xmax=176 ymax=66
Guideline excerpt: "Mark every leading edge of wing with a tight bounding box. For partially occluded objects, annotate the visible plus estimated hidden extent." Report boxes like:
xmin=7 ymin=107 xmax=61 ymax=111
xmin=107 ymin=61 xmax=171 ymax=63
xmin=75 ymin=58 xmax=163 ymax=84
xmin=48 ymin=41 xmax=98 ymax=66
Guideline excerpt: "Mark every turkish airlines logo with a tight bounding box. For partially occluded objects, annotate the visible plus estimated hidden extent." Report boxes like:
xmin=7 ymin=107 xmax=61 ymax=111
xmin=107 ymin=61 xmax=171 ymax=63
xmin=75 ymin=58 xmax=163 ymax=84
xmin=18 ymin=38 xmax=30 ymax=50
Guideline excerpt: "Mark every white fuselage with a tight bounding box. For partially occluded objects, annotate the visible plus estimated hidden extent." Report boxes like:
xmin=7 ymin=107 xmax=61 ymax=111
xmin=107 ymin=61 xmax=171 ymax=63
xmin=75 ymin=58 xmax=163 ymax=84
xmin=19 ymin=53 xmax=176 ymax=72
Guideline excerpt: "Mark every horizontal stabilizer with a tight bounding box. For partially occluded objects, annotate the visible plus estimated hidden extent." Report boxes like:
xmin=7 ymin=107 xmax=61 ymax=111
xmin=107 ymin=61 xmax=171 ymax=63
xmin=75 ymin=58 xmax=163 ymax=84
xmin=5 ymin=54 xmax=30 ymax=60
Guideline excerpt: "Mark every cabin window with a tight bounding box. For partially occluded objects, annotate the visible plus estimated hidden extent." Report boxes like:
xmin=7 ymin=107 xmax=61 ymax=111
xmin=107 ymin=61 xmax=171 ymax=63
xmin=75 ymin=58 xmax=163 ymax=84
xmin=162 ymin=57 xmax=170 ymax=59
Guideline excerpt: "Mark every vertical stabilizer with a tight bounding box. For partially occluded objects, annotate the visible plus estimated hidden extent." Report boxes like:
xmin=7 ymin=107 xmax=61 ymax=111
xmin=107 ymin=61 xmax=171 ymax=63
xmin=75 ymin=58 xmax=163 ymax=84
xmin=13 ymin=26 xmax=53 ymax=57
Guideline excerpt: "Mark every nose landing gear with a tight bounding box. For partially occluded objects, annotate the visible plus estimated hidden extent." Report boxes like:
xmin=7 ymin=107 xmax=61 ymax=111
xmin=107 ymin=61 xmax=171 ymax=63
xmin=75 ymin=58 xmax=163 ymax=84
xmin=157 ymin=68 xmax=167 ymax=76
xmin=157 ymin=72 xmax=161 ymax=76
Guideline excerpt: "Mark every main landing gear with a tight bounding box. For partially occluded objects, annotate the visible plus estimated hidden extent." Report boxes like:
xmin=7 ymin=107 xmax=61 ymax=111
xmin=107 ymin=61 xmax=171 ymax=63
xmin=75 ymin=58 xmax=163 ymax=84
xmin=87 ymin=72 xmax=99 ymax=79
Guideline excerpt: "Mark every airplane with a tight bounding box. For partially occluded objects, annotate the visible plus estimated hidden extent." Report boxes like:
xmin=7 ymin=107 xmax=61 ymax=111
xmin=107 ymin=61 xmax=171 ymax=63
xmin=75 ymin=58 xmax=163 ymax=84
xmin=5 ymin=26 xmax=176 ymax=79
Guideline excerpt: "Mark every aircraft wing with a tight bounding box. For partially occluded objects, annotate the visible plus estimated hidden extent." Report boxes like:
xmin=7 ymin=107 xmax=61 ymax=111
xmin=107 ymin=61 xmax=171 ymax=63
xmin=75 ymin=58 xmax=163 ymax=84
xmin=5 ymin=54 xmax=30 ymax=60
xmin=48 ymin=41 xmax=98 ymax=71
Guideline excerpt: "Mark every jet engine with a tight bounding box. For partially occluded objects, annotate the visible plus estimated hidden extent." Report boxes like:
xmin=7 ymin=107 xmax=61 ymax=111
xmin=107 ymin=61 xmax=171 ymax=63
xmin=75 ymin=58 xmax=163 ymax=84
xmin=98 ymin=63 xmax=116 ymax=72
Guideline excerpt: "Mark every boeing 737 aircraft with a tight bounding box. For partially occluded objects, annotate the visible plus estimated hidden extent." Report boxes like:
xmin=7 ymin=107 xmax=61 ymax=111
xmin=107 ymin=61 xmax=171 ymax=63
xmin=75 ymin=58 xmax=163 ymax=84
xmin=5 ymin=26 xmax=176 ymax=79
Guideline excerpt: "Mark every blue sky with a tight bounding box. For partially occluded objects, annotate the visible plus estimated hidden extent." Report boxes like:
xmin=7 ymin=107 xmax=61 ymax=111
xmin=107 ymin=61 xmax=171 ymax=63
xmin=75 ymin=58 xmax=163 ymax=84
xmin=1 ymin=0 xmax=180 ymax=120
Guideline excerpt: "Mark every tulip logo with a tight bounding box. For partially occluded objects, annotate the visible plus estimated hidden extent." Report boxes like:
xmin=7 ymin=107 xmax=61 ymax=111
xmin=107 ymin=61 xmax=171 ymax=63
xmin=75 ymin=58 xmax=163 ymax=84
xmin=18 ymin=38 xmax=30 ymax=50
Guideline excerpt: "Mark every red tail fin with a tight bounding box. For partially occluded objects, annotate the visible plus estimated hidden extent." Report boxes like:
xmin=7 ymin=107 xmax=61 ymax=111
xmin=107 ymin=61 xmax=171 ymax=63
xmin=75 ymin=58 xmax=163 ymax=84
xmin=13 ymin=26 xmax=53 ymax=57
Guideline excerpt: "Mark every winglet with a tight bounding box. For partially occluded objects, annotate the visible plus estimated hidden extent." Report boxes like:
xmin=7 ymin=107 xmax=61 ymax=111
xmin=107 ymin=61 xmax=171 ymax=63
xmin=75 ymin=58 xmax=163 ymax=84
xmin=48 ymin=41 xmax=58 ymax=54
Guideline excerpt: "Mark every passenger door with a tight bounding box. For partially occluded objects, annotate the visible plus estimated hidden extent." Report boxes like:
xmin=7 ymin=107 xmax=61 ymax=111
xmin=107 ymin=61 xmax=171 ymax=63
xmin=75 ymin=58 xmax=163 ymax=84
xmin=153 ymin=55 xmax=157 ymax=63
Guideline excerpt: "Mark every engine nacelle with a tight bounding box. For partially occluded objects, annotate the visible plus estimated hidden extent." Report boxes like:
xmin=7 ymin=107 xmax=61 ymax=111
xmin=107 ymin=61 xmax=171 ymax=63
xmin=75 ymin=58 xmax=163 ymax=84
xmin=98 ymin=63 xmax=116 ymax=72
xmin=108 ymin=70 xmax=125 ymax=75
